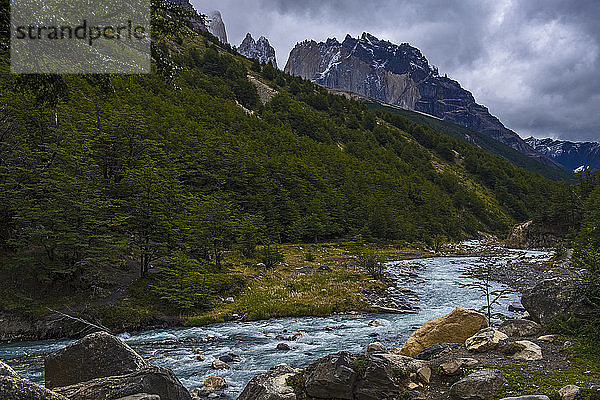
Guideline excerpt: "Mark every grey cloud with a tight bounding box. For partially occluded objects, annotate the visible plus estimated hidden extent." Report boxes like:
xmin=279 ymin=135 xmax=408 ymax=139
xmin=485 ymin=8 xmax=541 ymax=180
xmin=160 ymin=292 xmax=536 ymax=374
xmin=193 ymin=0 xmax=600 ymax=142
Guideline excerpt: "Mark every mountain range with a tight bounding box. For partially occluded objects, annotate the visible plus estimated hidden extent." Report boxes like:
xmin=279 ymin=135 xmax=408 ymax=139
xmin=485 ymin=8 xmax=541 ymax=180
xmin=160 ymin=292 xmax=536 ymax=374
xmin=526 ymin=137 xmax=600 ymax=172
xmin=238 ymin=33 xmax=278 ymax=68
xmin=284 ymin=33 xmax=563 ymax=170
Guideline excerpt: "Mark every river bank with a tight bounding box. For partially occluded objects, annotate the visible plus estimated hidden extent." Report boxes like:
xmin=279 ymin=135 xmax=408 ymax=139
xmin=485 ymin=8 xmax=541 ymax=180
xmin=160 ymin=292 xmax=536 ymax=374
xmin=0 ymin=240 xmax=436 ymax=344
xmin=0 ymin=241 xmax=546 ymax=398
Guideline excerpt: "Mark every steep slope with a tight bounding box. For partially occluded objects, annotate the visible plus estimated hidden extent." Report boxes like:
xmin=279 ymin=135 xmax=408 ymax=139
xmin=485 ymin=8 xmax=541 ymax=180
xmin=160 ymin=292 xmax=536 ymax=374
xmin=366 ymin=101 xmax=574 ymax=181
xmin=238 ymin=33 xmax=277 ymax=68
xmin=285 ymin=33 xmax=563 ymax=170
xmin=526 ymin=137 xmax=600 ymax=172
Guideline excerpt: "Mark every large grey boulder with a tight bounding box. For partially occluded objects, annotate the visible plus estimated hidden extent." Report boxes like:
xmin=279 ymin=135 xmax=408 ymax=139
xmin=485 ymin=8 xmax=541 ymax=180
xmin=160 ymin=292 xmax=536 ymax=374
xmin=450 ymin=369 xmax=507 ymax=399
xmin=45 ymin=331 xmax=147 ymax=389
xmin=52 ymin=366 xmax=192 ymax=400
xmin=499 ymin=319 xmax=542 ymax=337
xmin=0 ymin=360 xmax=19 ymax=378
xmin=0 ymin=376 xmax=69 ymax=400
xmin=521 ymin=279 xmax=578 ymax=325
xmin=303 ymin=352 xmax=357 ymax=399
xmin=353 ymin=354 xmax=426 ymax=400
xmin=237 ymin=364 xmax=298 ymax=400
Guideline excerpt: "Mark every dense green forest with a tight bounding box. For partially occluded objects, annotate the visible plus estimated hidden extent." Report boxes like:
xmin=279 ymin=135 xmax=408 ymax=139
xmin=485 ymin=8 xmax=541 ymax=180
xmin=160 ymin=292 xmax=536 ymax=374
xmin=0 ymin=0 xmax=595 ymax=318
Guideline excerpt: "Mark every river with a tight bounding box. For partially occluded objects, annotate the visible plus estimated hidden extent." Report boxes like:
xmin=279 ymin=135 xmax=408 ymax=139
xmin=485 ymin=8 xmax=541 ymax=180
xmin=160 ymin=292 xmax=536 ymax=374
xmin=0 ymin=242 xmax=551 ymax=399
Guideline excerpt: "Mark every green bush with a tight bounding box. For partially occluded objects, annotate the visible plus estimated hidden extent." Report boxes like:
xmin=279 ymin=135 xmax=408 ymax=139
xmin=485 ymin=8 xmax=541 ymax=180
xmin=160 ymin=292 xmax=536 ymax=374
xmin=357 ymin=250 xmax=385 ymax=280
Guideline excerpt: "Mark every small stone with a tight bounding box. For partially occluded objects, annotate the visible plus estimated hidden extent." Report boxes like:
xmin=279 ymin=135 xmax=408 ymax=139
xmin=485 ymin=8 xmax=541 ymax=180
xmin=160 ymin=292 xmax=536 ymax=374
xmin=440 ymin=360 xmax=463 ymax=376
xmin=196 ymin=355 xmax=206 ymax=361
xmin=276 ymin=343 xmax=291 ymax=351
xmin=212 ymin=360 xmax=230 ymax=370
xmin=417 ymin=366 xmax=431 ymax=384
xmin=225 ymin=297 xmax=235 ymax=303
xmin=537 ymin=335 xmax=557 ymax=343
xmin=408 ymin=381 xmax=421 ymax=390
xmin=457 ymin=358 xmax=478 ymax=367
xmin=368 ymin=319 xmax=385 ymax=327
xmin=558 ymin=385 xmax=580 ymax=400
xmin=367 ymin=342 xmax=386 ymax=353
xmin=203 ymin=375 xmax=227 ymax=391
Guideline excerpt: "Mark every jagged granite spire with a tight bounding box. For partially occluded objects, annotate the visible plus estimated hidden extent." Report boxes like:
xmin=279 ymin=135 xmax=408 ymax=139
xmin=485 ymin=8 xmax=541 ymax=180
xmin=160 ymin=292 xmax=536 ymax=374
xmin=206 ymin=10 xmax=228 ymax=44
xmin=238 ymin=33 xmax=277 ymax=68
xmin=285 ymin=32 xmax=560 ymax=168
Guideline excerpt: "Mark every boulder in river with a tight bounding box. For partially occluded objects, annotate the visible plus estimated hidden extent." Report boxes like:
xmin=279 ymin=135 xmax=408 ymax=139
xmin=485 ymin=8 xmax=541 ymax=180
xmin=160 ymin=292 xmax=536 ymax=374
xmin=212 ymin=359 xmax=231 ymax=370
xmin=44 ymin=331 xmax=147 ymax=389
xmin=0 ymin=375 xmax=69 ymax=400
xmin=237 ymin=363 xmax=299 ymax=400
xmin=399 ymin=307 xmax=488 ymax=357
xmin=52 ymin=365 xmax=192 ymax=400
xmin=366 ymin=341 xmax=386 ymax=353
xmin=450 ymin=369 xmax=507 ymax=399
xmin=303 ymin=352 xmax=357 ymax=399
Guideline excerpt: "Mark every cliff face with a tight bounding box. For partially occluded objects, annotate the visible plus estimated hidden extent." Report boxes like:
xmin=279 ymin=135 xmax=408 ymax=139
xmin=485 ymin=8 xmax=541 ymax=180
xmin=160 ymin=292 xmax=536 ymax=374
xmin=526 ymin=137 xmax=600 ymax=172
xmin=285 ymin=33 xmax=560 ymax=168
xmin=238 ymin=33 xmax=277 ymax=68
xmin=206 ymin=10 xmax=228 ymax=44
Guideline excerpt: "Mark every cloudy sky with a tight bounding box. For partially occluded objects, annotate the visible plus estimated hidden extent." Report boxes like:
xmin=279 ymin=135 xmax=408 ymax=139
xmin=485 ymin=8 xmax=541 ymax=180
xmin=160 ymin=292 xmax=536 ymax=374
xmin=194 ymin=0 xmax=600 ymax=142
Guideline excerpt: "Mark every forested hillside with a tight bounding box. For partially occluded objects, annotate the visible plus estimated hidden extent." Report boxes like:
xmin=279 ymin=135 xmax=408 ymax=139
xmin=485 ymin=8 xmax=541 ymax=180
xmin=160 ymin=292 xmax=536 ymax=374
xmin=0 ymin=0 xmax=567 ymax=318
xmin=367 ymin=102 xmax=574 ymax=181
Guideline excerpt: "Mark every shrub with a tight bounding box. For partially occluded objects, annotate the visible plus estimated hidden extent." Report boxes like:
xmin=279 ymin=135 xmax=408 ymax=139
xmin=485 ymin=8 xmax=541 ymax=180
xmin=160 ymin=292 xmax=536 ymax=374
xmin=261 ymin=243 xmax=284 ymax=269
xmin=357 ymin=250 xmax=385 ymax=280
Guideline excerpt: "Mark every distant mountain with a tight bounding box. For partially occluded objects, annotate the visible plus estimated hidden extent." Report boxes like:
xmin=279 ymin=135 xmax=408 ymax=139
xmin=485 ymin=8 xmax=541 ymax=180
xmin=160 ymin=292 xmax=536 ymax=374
xmin=285 ymin=33 xmax=563 ymax=170
xmin=238 ymin=33 xmax=277 ymax=68
xmin=205 ymin=10 xmax=228 ymax=44
xmin=525 ymin=137 xmax=600 ymax=172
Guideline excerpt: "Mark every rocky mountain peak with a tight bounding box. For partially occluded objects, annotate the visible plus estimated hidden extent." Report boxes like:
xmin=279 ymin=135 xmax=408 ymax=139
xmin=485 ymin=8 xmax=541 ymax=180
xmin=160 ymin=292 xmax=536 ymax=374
xmin=285 ymin=33 xmax=561 ymax=169
xmin=238 ymin=33 xmax=278 ymax=68
xmin=206 ymin=10 xmax=228 ymax=44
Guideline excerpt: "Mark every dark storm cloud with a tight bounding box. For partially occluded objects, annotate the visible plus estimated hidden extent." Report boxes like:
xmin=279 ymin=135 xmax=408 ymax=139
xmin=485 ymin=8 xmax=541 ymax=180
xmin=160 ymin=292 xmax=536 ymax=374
xmin=193 ymin=0 xmax=600 ymax=142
